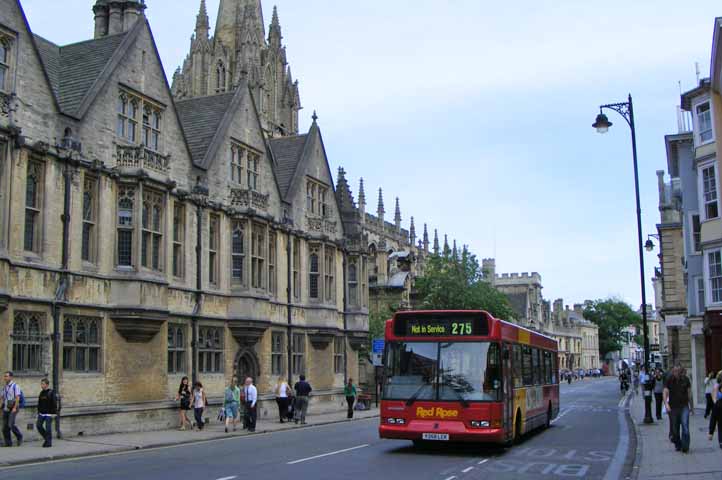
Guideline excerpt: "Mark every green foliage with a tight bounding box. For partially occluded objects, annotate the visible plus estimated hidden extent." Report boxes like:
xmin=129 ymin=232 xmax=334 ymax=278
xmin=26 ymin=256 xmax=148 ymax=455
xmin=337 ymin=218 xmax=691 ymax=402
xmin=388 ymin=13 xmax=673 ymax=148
xmin=369 ymin=304 xmax=395 ymax=343
xmin=414 ymin=247 xmax=516 ymax=320
xmin=583 ymin=298 xmax=641 ymax=357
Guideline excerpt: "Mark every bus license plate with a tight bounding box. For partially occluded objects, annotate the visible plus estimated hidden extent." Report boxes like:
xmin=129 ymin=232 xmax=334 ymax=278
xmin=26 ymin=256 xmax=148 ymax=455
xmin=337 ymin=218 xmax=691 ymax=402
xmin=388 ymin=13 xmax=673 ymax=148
xmin=422 ymin=433 xmax=449 ymax=441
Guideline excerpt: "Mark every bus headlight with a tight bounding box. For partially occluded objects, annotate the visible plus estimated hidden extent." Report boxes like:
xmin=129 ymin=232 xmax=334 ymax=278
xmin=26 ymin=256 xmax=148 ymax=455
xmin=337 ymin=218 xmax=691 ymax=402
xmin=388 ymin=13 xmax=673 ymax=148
xmin=470 ymin=420 xmax=490 ymax=428
xmin=386 ymin=417 xmax=405 ymax=425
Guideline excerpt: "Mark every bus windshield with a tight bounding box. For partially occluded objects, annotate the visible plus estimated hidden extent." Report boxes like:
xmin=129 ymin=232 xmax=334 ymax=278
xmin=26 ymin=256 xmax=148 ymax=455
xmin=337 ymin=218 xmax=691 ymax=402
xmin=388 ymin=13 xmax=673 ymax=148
xmin=383 ymin=341 xmax=501 ymax=402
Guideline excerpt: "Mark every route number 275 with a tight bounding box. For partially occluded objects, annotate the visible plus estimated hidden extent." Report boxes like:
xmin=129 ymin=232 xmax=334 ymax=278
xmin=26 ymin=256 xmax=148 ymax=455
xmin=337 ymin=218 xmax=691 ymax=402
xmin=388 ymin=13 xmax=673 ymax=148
xmin=451 ymin=322 xmax=473 ymax=335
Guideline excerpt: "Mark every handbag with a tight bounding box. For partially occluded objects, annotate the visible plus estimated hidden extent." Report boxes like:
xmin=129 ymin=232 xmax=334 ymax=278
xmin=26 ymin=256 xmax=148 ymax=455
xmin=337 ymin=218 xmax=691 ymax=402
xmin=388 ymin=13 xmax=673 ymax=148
xmin=217 ymin=408 xmax=226 ymax=422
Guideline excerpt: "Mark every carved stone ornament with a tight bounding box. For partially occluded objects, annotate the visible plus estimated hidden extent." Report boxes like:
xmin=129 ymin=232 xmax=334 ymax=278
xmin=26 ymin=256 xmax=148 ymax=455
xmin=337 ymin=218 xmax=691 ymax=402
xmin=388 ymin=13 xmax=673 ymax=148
xmin=347 ymin=332 xmax=368 ymax=351
xmin=0 ymin=290 xmax=9 ymax=313
xmin=227 ymin=319 xmax=271 ymax=347
xmin=110 ymin=308 xmax=168 ymax=343
xmin=231 ymin=188 xmax=270 ymax=210
xmin=308 ymin=329 xmax=336 ymax=349
xmin=305 ymin=216 xmax=337 ymax=235
xmin=0 ymin=92 xmax=14 ymax=117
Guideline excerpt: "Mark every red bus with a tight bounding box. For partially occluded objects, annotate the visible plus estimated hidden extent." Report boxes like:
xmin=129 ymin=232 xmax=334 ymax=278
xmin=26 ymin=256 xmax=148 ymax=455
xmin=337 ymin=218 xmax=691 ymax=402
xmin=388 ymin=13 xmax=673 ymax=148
xmin=379 ymin=310 xmax=560 ymax=446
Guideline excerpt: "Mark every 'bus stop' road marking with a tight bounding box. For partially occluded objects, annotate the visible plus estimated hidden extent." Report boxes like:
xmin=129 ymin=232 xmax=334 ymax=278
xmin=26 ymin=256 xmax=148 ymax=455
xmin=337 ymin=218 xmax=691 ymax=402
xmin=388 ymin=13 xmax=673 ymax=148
xmin=286 ymin=444 xmax=369 ymax=464
xmin=461 ymin=466 xmax=474 ymax=473
xmin=478 ymin=459 xmax=489 ymax=465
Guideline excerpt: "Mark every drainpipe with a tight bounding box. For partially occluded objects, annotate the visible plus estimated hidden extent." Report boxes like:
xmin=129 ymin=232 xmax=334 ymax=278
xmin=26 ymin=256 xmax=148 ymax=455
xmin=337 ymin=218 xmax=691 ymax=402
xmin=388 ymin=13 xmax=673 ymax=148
xmin=52 ymin=157 xmax=73 ymax=439
xmin=191 ymin=202 xmax=202 ymax=385
xmin=286 ymin=231 xmax=293 ymax=385
xmin=342 ymin=251 xmax=348 ymax=384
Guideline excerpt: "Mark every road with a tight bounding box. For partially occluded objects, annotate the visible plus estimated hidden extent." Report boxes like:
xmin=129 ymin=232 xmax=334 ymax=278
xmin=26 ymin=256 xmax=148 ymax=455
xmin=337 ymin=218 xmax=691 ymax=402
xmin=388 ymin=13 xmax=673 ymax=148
xmin=0 ymin=377 xmax=634 ymax=480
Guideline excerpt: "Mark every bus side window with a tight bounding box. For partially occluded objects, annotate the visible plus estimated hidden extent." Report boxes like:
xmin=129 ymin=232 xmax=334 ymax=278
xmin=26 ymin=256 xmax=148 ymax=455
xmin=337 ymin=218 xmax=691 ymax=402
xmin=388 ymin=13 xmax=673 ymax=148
xmin=522 ymin=346 xmax=533 ymax=386
xmin=531 ymin=348 xmax=541 ymax=385
xmin=512 ymin=344 xmax=522 ymax=388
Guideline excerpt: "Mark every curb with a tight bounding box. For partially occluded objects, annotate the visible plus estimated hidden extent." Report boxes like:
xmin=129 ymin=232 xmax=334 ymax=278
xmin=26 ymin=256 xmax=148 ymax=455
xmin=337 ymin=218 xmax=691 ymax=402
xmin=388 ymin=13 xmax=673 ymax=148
xmin=626 ymin=394 xmax=642 ymax=480
xmin=0 ymin=413 xmax=380 ymax=469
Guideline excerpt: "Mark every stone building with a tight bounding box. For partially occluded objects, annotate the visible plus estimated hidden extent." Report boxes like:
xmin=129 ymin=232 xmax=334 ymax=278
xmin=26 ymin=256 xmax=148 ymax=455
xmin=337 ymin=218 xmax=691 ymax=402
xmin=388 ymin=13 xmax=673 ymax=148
xmin=482 ymin=259 xmax=544 ymax=330
xmin=0 ymin=0 xmax=371 ymax=435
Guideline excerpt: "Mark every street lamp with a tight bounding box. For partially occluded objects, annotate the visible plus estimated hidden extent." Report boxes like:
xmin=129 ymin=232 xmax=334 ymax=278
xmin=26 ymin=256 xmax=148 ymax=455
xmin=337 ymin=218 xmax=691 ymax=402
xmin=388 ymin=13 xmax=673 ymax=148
xmin=644 ymin=234 xmax=660 ymax=253
xmin=593 ymin=94 xmax=654 ymax=425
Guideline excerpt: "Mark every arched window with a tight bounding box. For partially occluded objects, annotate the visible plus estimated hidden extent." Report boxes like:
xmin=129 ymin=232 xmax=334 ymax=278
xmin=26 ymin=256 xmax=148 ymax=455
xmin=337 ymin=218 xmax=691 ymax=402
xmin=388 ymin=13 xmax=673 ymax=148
xmin=12 ymin=311 xmax=45 ymax=373
xmin=309 ymin=248 xmax=320 ymax=299
xmin=348 ymin=261 xmax=358 ymax=307
xmin=198 ymin=327 xmax=223 ymax=373
xmin=231 ymin=220 xmax=245 ymax=285
xmin=117 ymin=187 xmax=135 ymax=267
xmin=168 ymin=325 xmax=186 ymax=373
xmin=62 ymin=316 xmax=101 ymax=372
xmin=216 ymin=61 xmax=226 ymax=93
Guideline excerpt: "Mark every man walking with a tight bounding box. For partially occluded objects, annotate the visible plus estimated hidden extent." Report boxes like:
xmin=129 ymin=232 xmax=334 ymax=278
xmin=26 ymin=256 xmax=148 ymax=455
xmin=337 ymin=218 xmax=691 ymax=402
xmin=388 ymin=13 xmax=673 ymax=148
xmin=664 ymin=365 xmax=694 ymax=453
xmin=2 ymin=371 xmax=23 ymax=447
xmin=294 ymin=375 xmax=312 ymax=424
xmin=36 ymin=379 xmax=58 ymax=448
xmin=243 ymin=377 xmax=257 ymax=433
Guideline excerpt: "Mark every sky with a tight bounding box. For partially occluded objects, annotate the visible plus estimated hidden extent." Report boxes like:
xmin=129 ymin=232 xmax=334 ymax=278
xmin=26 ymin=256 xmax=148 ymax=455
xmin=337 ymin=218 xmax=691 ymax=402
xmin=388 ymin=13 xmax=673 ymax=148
xmin=18 ymin=0 xmax=722 ymax=309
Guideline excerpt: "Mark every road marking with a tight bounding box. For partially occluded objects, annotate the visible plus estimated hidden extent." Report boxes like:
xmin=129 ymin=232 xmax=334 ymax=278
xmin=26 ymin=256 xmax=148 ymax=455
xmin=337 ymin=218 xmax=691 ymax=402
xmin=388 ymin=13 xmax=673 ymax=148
xmin=287 ymin=444 xmax=369 ymax=464
xmin=443 ymin=477 xmax=457 ymax=480
xmin=461 ymin=466 xmax=474 ymax=473
xmin=603 ymin=403 xmax=630 ymax=480
xmin=216 ymin=477 xmax=237 ymax=480
xmin=478 ymin=459 xmax=489 ymax=465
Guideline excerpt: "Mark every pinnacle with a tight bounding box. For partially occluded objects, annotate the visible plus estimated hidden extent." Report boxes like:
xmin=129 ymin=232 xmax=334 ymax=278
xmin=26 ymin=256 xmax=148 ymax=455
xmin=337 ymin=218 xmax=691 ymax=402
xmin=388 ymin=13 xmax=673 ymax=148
xmin=358 ymin=178 xmax=366 ymax=205
xmin=377 ymin=188 xmax=385 ymax=214
xmin=394 ymin=197 xmax=401 ymax=224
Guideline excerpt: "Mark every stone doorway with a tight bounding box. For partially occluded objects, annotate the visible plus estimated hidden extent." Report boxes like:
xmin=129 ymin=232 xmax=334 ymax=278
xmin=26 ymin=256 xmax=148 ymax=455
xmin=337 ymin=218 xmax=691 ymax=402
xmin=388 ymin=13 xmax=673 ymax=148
xmin=234 ymin=349 xmax=260 ymax=384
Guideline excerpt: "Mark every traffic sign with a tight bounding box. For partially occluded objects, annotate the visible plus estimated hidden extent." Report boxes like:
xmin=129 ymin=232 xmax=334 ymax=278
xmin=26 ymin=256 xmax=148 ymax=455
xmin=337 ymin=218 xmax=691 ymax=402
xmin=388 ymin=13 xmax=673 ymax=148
xmin=372 ymin=339 xmax=385 ymax=354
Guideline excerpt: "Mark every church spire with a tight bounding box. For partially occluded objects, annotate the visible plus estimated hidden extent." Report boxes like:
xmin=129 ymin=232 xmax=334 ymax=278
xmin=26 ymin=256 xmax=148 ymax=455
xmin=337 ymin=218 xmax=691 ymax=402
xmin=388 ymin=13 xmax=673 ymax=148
xmin=394 ymin=197 xmax=402 ymax=230
xmin=433 ymin=229 xmax=440 ymax=255
xmin=409 ymin=217 xmax=416 ymax=245
xmin=443 ymin=235 xmax=450 ymax=255
xmin=423 ymin=224 xmax=429 ymax=252
xmin=358 ymin=179 xmax=366 ymax=224
xmin=195 ymin=0 xmax=210 ymax=39
xmin=269 ymin=5 xmax=282 ymax=48
xmin=377 ymin=188 xmax=385 ymax=221
xmin=452 ymin=240 xmax=458 ymax=258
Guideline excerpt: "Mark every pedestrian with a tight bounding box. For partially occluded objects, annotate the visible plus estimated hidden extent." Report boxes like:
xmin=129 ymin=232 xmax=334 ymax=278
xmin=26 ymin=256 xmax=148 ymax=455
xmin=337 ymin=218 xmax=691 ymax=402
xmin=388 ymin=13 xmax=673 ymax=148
xmin=653 ymin=369 xmax=665 ymax=420
xmin=708 ymin=370 xmax=722 ymax=449
xmin=664 ymin=365 xmax=694 ymax=453
xmin=2 ymin=371 xmax=23 ymax=447
xmin=175 ymin=376 xmax=192 ymax=430
xmin=243 ymin=377 xmax=257 ymax=433
xmin=633 ymin=369 xmax=640 ymax=396
xmin=275 ymin=377 xmax=291 ymax=423
xmin=191 ymin=381 xmax=207 ymax=431
xmin=294 ymin=374 xmax=312 ymax=424
xmin=36 ymin=378 xmax=58 ymax=448
xmin=223 ymin=377 xmax=240 ymax=433
xmin=704 ymin=371 xmax=716 ymax=419
xmin=344 ymin=378 xmax=357 ymax=419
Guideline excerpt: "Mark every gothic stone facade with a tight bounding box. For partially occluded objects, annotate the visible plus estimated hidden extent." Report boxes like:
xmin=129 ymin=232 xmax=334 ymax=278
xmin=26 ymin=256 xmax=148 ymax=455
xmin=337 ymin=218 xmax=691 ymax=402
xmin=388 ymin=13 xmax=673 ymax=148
xmin=0 ymin=0 xmax=368 ymax=436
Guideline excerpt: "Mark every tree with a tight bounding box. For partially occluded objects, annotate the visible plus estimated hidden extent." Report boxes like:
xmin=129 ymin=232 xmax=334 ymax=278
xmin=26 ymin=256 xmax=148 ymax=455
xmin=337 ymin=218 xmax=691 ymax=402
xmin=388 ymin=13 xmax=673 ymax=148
xmin=414 ymin=247 xmax=516 ymax=320
xmin=583 ymin=298 xmax=641 ymax=358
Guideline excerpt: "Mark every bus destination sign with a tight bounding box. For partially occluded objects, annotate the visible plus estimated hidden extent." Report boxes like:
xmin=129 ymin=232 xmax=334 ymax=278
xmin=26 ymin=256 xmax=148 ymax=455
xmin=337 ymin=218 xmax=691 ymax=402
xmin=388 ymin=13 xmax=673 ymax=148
xmin=394 ymin=313 xmax=489 ymax=337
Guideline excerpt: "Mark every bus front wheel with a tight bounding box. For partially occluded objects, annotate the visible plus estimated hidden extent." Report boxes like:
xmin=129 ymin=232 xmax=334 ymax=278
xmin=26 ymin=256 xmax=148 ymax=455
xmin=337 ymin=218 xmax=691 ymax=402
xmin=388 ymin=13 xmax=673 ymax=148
xmin=513 ymin=411 xmax=523 ymax=445
xmin=545 ymin=404 xmax=552 ymax=429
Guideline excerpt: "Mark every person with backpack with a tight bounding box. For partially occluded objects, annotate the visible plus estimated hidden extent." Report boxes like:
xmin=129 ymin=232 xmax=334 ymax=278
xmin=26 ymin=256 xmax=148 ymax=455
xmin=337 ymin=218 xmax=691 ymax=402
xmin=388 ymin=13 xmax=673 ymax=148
xmin=223 ymin=377 xmax=240 ymax=433
xmin=36 ymin=378 xmax=58 ymax=448
xmin=2 ymin=371 xmax=23 ymax=447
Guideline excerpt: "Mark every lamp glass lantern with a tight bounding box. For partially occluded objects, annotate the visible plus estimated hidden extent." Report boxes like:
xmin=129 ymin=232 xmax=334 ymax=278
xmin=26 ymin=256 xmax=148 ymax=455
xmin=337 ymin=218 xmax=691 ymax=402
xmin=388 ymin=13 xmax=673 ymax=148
xmin=593 ymin=113 xmax=612 ymax=134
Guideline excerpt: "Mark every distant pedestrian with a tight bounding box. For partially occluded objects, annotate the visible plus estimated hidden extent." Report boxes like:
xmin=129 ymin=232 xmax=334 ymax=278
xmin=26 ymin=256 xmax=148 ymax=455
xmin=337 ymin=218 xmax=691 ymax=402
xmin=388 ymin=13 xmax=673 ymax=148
xmin=175 ymin=376 xmax=192 ymax=430
xmin=294 ymin=375 xmax=312 ymax=424
xmin=664 ymin=365 xmax=694 ymax=453
xmin=223 ymin=377 xmax=240 ymax=433
xmin=344 ymin=378 xmax=358 ymax=419
xmin=704 ymin=371 xmax=716 ymax=419
xmin=192 ymin=381 xmax=207 ymax=431
xmin=36 ymin=379 xmax=58 ymax=448
xmin=633 ymin=370 xmax=640 ymax=395
xmin=653 ymin=369 xmax=665 ymax=420
xmin=708 ymin=371 xmax=722 ymax=449
xmin=2 ymin=371 xmax=23 ymax=447
xmin=243 ymin=377 xmax=258 ymax=433
xmin=275 ymin=377 xmax=291 ymax=423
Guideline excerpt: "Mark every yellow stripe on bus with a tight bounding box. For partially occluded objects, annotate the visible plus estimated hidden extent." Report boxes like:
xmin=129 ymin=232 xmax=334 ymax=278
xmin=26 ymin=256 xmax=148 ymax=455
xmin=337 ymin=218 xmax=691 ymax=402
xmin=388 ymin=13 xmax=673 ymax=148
xmin=518 ymin=330 xmax=530 ymax=345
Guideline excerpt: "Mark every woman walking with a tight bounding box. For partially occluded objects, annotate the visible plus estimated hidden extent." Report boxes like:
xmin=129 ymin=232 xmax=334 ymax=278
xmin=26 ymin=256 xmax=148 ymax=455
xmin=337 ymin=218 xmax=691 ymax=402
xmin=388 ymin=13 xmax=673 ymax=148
xmin=708 ymin=371 xmax=722 ymax=449
xmin=344 ymin=378 xmax=358 ymax=419
xmin=192 ymin=381 xmax=207 ymax=431
xmin=704 ymin=371 xmax=716 ymax=419
xmin=223 ymin=377 xmax=240 ymax=433
xmin=175 ymin=376 xmax=192 ymax=430
xmin=275 ymin=377 xmax=291 ymax=423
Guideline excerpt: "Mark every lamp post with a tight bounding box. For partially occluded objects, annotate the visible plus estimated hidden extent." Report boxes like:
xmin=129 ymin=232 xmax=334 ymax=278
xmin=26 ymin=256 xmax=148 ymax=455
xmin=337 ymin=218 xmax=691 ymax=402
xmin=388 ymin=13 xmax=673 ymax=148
xmin=593 ymin=94 xmax=654 ymax=424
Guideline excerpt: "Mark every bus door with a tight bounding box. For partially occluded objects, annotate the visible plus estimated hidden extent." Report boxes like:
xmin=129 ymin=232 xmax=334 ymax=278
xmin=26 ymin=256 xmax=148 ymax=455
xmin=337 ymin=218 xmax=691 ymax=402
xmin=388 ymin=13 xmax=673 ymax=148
xmin=503 ymin=343 xmax=513 ymax=438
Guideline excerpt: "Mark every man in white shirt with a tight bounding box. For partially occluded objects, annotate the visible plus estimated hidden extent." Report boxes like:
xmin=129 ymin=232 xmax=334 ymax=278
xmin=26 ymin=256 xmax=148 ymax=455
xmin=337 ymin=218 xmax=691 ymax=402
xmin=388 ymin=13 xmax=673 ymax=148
xmin=2 ymin=371 xmax=23 ymax=447
xmin=243 ymin=377 xmax=258 ymax=433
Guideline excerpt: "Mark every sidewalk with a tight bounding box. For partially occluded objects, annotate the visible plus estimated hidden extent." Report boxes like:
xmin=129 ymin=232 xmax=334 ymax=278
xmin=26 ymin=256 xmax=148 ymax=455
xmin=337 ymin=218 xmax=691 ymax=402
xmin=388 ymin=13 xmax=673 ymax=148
xmin=630 ymin=392 xmax=722 ymax=479
xmin=0 ymin=406 xmax=379 ymax=468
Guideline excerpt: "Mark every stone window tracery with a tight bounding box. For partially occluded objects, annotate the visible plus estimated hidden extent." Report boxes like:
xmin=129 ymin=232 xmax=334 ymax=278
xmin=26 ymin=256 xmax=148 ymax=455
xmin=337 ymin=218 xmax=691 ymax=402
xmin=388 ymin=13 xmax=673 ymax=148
xmin=251 ymin=223 xmax=265 ymax=289
xmin=230 ymin=144 xmax=245 ymax=184
xmin=116 ymin=186 xmax=136 ymax=267
xmin=333 ymin=337 xmax=343 ymax=374
xmin=348 ymin=259 xmax=358 ymax=307
xmin=324 ymin=246 xmax=335 ymax=303
xmin=268 ymin=231 xmax=277 ymax=295
xmin=198 ymin=326 xmax=223 ymax=373
xmin=209 ymin=214 xmax=220 ymax=287
xmin=231 ymin=220 xmax=245 ymax=285
xmin=271 ymin=331 xmax=284 ymax=376
xmin=216 ymin=61 xmax=226 ymax=93
xmin=168 ymin=324 xmax=186 ymax=374
xmin=247 ymin=152 xmax=260 ymax=191
xmin=117 ymin=90 xmax=163 ymax=149
xmin=12 ymin=311 xmax=45 ymax=373
xmin=63 ymin=316 xmax=101 ymax=373
xmin=141 ymin=189 xmax=164 ymax=271
xmin=142 ymin=106 xmax=161 ymax=151
xmin=292 ymin=238 xmax=301 ymax=300
xmin=24 ymin=159 xmax=44 ymax=254
xmin=306 ymin=179 xmax=328 ymax=217
xmin=0 ymin=37 xmax=10 ymax=92
xmin=309 ymin=245 xmax=320 ymax=300
xmin=82 ymin=175 xmax=98 ymax=263
xmin=292 ymin=333 xmax=305 ymax=375
xmin=172 ymin=202 xmax=185 ymax=278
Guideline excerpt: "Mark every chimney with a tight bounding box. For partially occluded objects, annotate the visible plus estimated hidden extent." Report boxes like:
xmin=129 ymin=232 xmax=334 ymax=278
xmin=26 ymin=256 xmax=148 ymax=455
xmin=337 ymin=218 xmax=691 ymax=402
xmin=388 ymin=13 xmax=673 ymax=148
xmin=93 ymin=3 xmax=109 ymax=38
